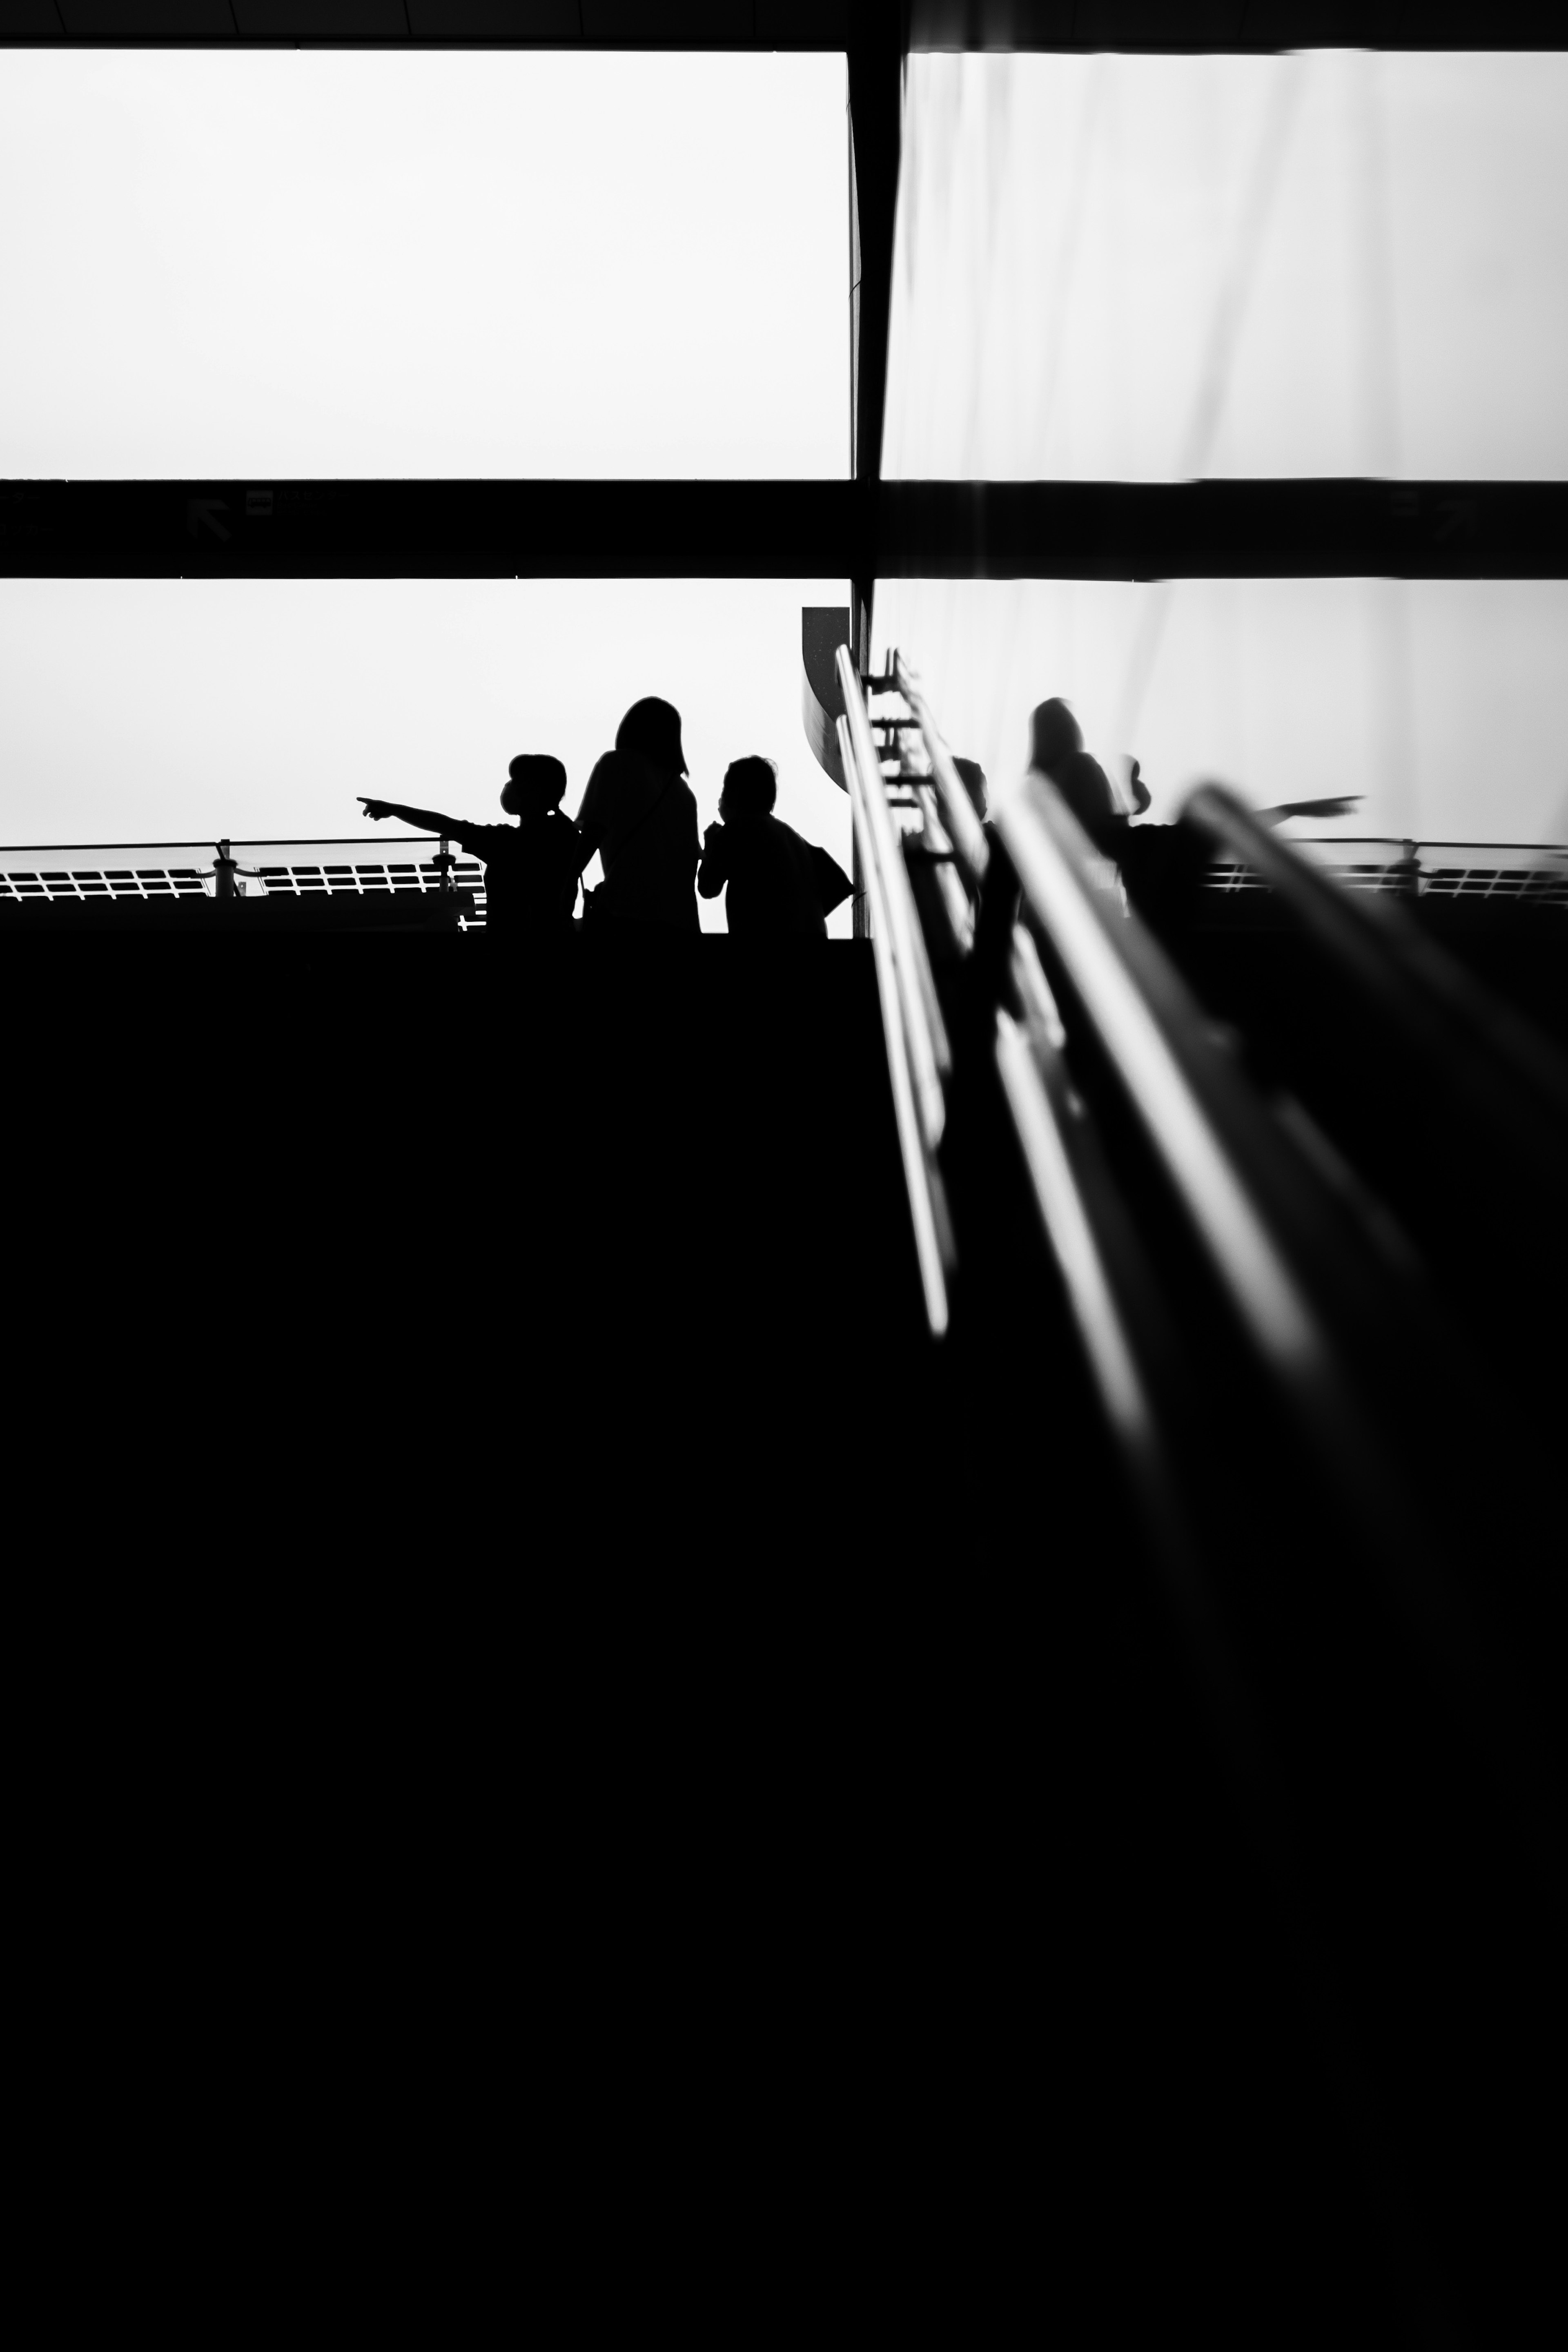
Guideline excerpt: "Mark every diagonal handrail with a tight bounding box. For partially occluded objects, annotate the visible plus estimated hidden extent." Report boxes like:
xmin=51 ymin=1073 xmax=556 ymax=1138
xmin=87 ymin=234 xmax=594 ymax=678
xmin=1182 ymin=784 xmax=1568 ymax=1141
xmin=993 ymin=763 xmax=1568 ymax=1873
xmin=891 ymin=649 xmax=991 ymax=894
xmin=836 ymin=645 xmax=952 ymax=1146
xmin=838 ymin=710 xmax=954 ymax=1340
xmin=998 ymin=771 xmax=1332 ymax=1398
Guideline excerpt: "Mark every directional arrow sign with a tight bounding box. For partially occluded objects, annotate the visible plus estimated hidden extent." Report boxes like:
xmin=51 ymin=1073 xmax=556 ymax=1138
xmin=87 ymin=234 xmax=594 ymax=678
xmin=187 ymin=498 xmax=230 ymax=544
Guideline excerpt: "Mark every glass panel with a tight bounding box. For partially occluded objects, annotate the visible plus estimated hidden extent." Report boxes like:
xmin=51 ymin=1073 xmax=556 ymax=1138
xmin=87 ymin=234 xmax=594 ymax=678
xmin=0 ymin=50 xmax=847 ymax=479
xmin=884 ymin=52 xmax=1568 ymax=481
xmin=0 ymin=577 xmax=857 ymax=935
xmin=872 ymin=575 xmax=1568 ymax=845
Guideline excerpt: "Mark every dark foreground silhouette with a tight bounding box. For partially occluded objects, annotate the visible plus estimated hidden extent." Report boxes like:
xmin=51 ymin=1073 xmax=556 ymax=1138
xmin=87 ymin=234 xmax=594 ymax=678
xmin=361 ymin=754 xmax=580 ymax=940
xmin=11 ymin=725 xmax=1564 ymax=2352
xmin=698 ymin=756 xmax=853 ymax=939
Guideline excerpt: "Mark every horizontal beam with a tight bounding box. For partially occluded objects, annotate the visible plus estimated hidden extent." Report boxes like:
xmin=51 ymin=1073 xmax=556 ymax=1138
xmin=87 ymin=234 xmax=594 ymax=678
xmin=3 ymin=477 xmax=1566 ymax=579
xmin=11 ymin=2 xmax=853 ymax=47
xmin=871 ymin=478 xmax=1568 ymax=580
xmin=0 ymin=3 xmax=1556 ymax=47
xmin=903 ymin=1 xmax=1561 ymax=47
xmin=0 ymin=479 xmax=853 ymax=577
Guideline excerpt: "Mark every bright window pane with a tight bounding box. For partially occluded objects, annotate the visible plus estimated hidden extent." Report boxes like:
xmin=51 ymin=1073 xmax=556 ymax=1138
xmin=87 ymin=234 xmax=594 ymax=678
xmin=0 ymin=577 xmax=856 ymax=934
xmin=0 ymin=51 xmax=847 ymax=479
xmin=884 ymin=52 xmax=1568 ymax=481
xmin=873 ymin=575 xmax=1568 ymax=845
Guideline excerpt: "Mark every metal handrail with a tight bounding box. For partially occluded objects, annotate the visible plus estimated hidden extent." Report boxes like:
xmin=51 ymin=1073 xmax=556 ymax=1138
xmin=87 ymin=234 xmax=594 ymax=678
xmin=839 ymin=713 xmax=954 ymax=1339
xmin=996 ymin=768 xmax=1341 ymax=1407
xmin=994 ymin=918 xmax=1222 ymax=1590
xmin=1183 ymin=785 xmax=1568 ymax=1137
xmin=0 ymin=835 xmax=444 ymax=859
xmin=835 ymin=645 xmax=952 ymax=1146
xmin=996 ymin=765 xmax=1535 ymax=1563
xmin=998 ymin=762 xmax=1566 ymax=1918
xmin=0 ymin=835 xmax=464 ymax=904
xmin=996 ymin=965 xmax=1157 ymax=1464
xmin=910 ymin=782 xmax=978 ymax=955
xmin=891 ymin=650 xmax=991 ymax=893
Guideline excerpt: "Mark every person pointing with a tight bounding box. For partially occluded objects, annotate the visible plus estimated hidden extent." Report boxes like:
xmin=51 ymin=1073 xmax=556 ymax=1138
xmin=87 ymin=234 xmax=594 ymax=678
xmin=359 ymin=754 xmax=581 ymax=942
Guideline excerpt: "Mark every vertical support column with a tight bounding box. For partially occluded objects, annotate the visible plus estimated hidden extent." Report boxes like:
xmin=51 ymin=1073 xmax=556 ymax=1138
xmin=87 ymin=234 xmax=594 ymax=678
xmin=847 ymin=9 xmax=902 ymax=491
xmin=847 ymin=4 xmax=904 ymax=943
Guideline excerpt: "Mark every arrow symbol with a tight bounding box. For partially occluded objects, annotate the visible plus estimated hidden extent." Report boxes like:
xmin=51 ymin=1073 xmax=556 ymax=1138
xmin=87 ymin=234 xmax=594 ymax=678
xmin=187 ymin=498 xmax=230 ymax=543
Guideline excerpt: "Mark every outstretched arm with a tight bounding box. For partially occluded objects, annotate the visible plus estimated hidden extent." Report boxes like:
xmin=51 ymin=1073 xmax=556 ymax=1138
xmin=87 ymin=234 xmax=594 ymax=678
xmin=360 ymin=797 xmax=463 ymax=834
xmin=1255 ymin=795 xmax=1362 ymax=826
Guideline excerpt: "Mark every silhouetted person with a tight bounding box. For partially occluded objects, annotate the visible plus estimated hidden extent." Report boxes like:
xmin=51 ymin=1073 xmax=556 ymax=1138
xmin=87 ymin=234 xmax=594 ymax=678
xmin=953 ymin=754 xmax=1004 ymax=878
xmin=1029 ymin=698 xmax=1146 ymax=856
xmin=575 ymin=699 xmax=700 ymax=934
xmin=359 ymin=756 xmax=579 ymax=940
xmin=697 ymin=756 xmax=852 ymax=940
xmin=952 ymin=756 xmax=996 ymax=843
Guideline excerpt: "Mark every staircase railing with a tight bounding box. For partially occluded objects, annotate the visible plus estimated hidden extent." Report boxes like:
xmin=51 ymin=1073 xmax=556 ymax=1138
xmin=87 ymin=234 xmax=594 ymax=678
xmin=891 ymin=650 xmax=991 ymax=893
xmin=1180 ymin=784 xmax=1568 ymax=1150
xmin=835 ymin=645 xmax=956 ymax=1337
xmin=836 ymin=645 xmax=1566 ymax=2346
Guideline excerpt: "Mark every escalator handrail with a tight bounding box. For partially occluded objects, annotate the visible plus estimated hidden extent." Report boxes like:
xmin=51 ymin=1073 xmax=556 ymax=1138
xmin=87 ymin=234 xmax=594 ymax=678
xmin=835 ymin=646 xmax=952 ymax=1145
xmin=839 ymin=715 xmax=954 ymax=1338
xmin=996 ymin=767 xmax=1371 ymax=1422
xmin=891 ymin=651 xmax=992 ymax=894
xmin=994 ymin=947 xmax=1170 ymax=1500
xmin=1000 ymin=763 xmax=1567 ymax=1898
xmin=1181 ymin=784 xmax=1568 ymax=1153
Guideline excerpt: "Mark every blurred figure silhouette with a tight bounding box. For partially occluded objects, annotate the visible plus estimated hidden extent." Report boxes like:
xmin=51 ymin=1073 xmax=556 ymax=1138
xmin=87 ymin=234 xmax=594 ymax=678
xmin=698 ymin=756 xmax=853 ymax=940
xmin=1029 ymin=699 xmax=1149 ymax=855
xmin=575 ymin=699 xmax=701 ymax=935
xmin=952 ymin=756 xmax=995 ymax=841
xmin=360 ymin=755 xmax=579 ymax=941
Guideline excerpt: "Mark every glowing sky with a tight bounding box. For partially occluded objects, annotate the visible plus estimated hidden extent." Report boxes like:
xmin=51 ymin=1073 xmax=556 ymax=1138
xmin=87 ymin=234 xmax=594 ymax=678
xmin=878 ymin=51 xmax=1568 ymax=843
xmin=1 ymin=45 xmax=1563 ymax=862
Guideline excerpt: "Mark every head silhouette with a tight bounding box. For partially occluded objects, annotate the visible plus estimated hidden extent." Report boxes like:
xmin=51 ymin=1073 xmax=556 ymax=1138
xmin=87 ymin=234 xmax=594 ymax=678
xmin=720 ymin=756 xmax=777 ymax=820
xmin=1029 ymin=699 xmax=1083 ymax=776
xmin=952 ymin=757 xmax=988 ymax=820
xmin=616 ymin=698 xmax=687 ymax=778
xmin=501 ymin=754 xmax=567 ymax=817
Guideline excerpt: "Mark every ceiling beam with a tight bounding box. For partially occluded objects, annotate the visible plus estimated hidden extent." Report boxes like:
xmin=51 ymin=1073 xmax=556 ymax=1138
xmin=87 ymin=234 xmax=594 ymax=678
xmin=1 ymin=3 xmax=1557 ymax=44
xmin=5 ymin=477 xmax=1565 ymax=579
xmin=903 ymin=2 xmax=1560 ymax=49
xmin=871 ymin=478 xmax=1568 ymax=578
